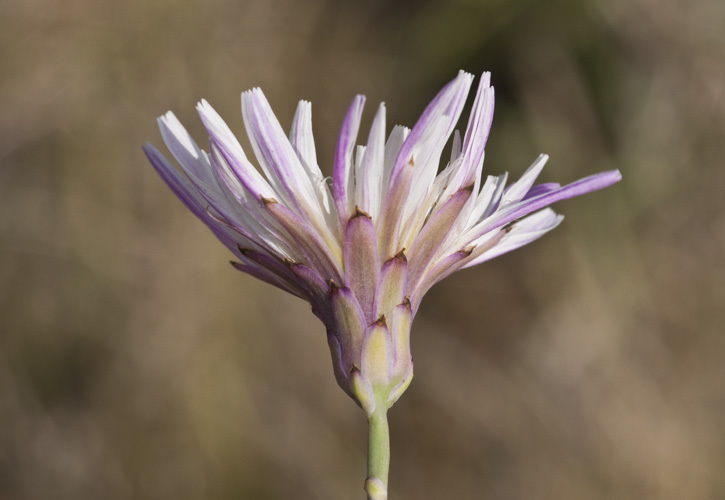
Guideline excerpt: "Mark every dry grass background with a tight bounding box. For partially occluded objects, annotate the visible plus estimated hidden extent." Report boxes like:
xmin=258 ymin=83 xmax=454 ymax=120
xmin=1 ymin=0 xmax=724 ymax=498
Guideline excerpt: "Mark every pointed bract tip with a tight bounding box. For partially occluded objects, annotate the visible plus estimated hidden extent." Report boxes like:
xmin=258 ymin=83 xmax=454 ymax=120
xmin=503 ymin=220 xmax=517 ymax=233
xmin=462 ymin=245 xmax=475 ymax=256
xmin=401 ymin=296 xmax=412 ymax=310
xmin=407 ymin=155 xmax=415 ymax=167
xmin=327 ymin=279 xmax=340 ymax=293
xmin=372 ymin=315 xmax=387 ymax=327
xmin=237 ymin=244 xmax=250 ymax=255
xmin=282 ymin=257 xmax=295 ymax=268
xmin=261 ymin=195 xmax=278 ymax=206
xmin=205 ymin=206 xmax=231 ymax=226
xmin=462 ymin=182 xmax=475 ymax=193
xmin=352 ymin=206 xmax=372 ymax=219
xmin=386 ymin=248 xmax=407 ymax=264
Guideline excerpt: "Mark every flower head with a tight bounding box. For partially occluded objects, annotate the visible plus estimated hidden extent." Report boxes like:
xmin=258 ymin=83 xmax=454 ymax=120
xmin=143 ymin=71 xmax=621 ymax=415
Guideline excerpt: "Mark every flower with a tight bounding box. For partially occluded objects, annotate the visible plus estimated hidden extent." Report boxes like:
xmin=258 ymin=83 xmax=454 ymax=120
xmin=143 ymin=71 xmax=621 ymax=416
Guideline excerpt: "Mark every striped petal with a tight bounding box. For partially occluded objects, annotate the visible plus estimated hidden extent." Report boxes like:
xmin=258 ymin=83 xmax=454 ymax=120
xmin=197 ymin=99 xmax=275 ymax=203
xmin=467 ymin=169 xmax=623 ymax=240
xmin=464 ymin=209 xmax=564 ymax=267
xmin=355 ymin=103 xmax=386 ymax=219
xmin=333 ymin=95 xmax=366 ymax=226
xmin=406 ymin=185 xmax=473 ymax=294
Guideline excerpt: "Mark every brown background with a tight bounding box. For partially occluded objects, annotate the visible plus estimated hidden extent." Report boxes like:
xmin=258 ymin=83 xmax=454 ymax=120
xmin=1 ymin=0 xmax=724 ymax=498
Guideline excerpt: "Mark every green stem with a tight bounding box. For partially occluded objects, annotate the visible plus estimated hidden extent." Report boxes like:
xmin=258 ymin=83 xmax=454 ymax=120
xmin=365 ymin=405 xmax=390 ymax=500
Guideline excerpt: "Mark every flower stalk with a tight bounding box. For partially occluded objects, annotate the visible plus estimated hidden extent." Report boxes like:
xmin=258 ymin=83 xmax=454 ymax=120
xmin=366 ymin=403 xmax=390 ymax=500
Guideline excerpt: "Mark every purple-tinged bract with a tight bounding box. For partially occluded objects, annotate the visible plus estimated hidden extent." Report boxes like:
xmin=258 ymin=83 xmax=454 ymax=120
xmin=144 ymin=71 xmax=621 ymax=414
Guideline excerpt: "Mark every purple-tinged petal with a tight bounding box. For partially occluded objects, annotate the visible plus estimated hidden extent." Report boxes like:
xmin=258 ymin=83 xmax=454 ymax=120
xmin=203 ymin=205 xmax=273 ymax=254
xmin=378 ymin=72 xmax=473 ymax=255
xmin=194 ymin=172 xmax=278 ymax=256
xmin=373 ymin=251 xmax=407 ymax=319
xmin=208 ymin=142 xmax=305 ymax=260
xmin=361 ymin=317 xmax=393 ymax=387
xmin=444 ymin=73 xmax=495 ymax=194
xmin=522 ymin=182 xmax=561 ymax=201
xmin=156 ymin=116 xmax=244 ymax=226
xmin=144 ymin=132 xmax=239 ymax=233
xmin=396 ymin=162 xmax=459 ymax=249
xmin=242 ymin=89 xmax=332 ymax=233
xmin=464 ymin=209 xmax=563 ymax=267
xmin=333 ymin=95 xmax=366 ymax=227
xmin=450 ymin=129 xmax=462 ymax=164
xmin=196 ymin=99 xmax=275 ymax=203
xmin=229 ymin=260 xmax=305 ymax=299
xmin=151 ymin=123 xmax=265 ymax=246
xmin=263 ymin=199 xmax=343 ymax=282
xmin=344 ymin=209 xmax=380 ymax=322
xmin=461 ymin=72 xmax=494 ymax=158
xmin=235 ymin=247 xmax=313 ymax=298
xmin=475 ymin=169 xmax=622 ymax=236
xmin=146 ymin=145 xmax=259 ymax=260
xmin=408 ymin=247 xmax=469 ymax=311
xmin=388 ymin=71 xmax=473 ymax=189
xmin=143 ymin=143 xmax=208 ymax=221
xmin=398 ymin=74 xmax=474 ymax=230
xmin=406 ymin=186 xmax=474 ymax=295
xmin=290 ymin=263 xmax=330 ymax=308
xmin=411 ymin=229 xmax=508 ymax=309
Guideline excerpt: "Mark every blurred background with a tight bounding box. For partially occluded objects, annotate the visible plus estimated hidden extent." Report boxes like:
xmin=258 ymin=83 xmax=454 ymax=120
xmin=1 ymin=0 xmax=724 ymax=498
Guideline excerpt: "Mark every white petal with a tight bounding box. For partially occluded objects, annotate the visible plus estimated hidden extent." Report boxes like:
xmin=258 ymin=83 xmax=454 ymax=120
xmin=464 ymin=208 xmax=563 ymax=267
xmin=358 ymin=103 xmax=386 ymax=220
xmin=196 ymin=99 xmax=275 ymax=201
xmin=382 ymin=125 xmax=409 ymax=192
xmin=500 ymin=154 xmax=548 ymax=206
xmin=158 ymin=111 xmax=214 ymax=185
